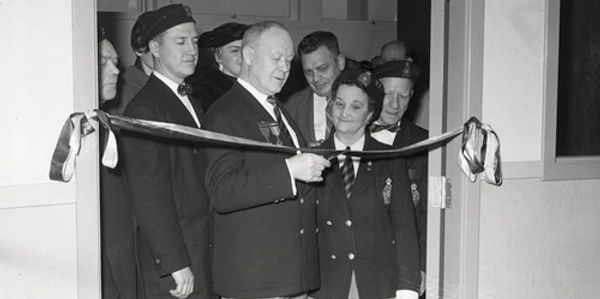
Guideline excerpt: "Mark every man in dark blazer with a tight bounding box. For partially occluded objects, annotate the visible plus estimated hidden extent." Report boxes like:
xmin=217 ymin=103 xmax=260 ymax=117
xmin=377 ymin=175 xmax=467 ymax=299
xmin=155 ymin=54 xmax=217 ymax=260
xmin=120 ymin=4 xmax=215 ymax=299
xmin=203 ymin=21 xmax=331 ymax=299
xmin=284 ymin=31 xmax=345 ymax=147
xmin=372 ymin=60 xmax=429 ymax=297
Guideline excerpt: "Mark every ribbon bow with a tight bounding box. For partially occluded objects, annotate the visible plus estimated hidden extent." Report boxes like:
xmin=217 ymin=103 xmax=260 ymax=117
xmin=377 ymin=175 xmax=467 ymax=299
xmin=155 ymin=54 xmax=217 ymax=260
xmin=458 ymin=117 xmax=502 ymax=185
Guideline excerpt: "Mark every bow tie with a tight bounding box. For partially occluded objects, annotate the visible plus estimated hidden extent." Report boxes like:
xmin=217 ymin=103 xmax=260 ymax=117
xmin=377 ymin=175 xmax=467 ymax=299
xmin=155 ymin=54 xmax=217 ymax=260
xmin=369 ymin=122 xmax=402 ymax=133
xmin=177 ymin=83 xmax=192 ymax=97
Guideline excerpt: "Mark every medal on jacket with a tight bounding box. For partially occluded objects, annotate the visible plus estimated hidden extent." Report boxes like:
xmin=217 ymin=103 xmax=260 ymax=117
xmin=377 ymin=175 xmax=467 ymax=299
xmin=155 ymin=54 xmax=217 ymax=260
xmin=382 ymin=177 xmax=392 ymax=205
xmin=411 ymin=183 xmax=420 ymax=206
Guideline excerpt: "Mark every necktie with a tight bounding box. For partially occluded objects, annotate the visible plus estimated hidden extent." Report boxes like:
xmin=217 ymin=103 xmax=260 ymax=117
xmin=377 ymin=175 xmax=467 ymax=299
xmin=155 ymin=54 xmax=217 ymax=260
xmin=266 ymin=96 xmax=291 ymax=145
xmin=324 ymin=96 xmax=334 ymax=139
xmin=177 ymin=83 xmax=192 ymax=97
xmin=369 ymin=121 xmax=402 ymax=133
xmin=341 ymin=147 xmax=355 ymax=199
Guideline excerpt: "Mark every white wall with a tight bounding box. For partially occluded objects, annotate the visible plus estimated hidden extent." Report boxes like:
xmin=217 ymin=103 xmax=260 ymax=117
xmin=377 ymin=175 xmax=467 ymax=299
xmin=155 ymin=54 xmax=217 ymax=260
xmin=479 ymin=1 xmax=600 ymax=298
xmin=103 ymin=1 xmax=396 ymax=69
xmin=0 ymin=0 xmax=97 ymax=298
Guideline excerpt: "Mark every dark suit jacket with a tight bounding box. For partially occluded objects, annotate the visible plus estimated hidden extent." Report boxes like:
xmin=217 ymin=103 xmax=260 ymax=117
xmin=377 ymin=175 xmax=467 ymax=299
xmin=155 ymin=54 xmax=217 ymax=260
xmin=121 ymin=74 xmax=215 ymax=299
xmin=284 ymin=86 xmax=333 ymax=146
xmin=99 ymin=100 xmax=139 ymax=299
xmin=115 ymin=62 xmax=149 ymax=115
xmin=311 ymin=134 xmax=420 ymax=299
xmin=203 ymin=81 xmax=319 ymax=298
xmin=393 ymin=119 xmax=429 ymax=272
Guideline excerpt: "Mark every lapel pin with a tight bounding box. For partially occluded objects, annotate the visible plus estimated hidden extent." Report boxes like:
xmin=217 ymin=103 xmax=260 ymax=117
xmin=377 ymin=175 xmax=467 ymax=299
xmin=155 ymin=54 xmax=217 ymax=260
xmin=382 ymin=177 xmax=392 ymax=205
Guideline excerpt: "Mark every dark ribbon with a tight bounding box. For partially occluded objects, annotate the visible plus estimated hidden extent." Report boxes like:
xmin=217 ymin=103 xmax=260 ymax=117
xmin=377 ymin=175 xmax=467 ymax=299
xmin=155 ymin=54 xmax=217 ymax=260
xmin=48 ymin=110 xmax=501 ymax=186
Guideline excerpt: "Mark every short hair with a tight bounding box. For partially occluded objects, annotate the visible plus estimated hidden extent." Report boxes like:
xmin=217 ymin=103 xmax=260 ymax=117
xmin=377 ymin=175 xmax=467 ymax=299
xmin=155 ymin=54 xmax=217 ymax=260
xmin=242 ymin=21 xmax=288 ymax=49
xmin=297 ymin=31 xmax=341 ymax=57
xmin=331 ymin=69 xmax=384 ymax=124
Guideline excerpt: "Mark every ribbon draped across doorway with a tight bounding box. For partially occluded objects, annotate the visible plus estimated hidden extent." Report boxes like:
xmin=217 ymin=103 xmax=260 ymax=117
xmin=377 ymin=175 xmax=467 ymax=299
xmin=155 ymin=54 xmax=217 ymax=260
xmin=48 ymin=110 xmax=502 ymax=186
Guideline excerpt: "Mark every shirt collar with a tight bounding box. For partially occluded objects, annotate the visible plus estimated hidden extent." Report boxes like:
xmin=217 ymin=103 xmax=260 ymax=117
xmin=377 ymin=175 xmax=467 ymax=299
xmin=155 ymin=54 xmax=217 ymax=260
xmin=313 ymin=92 xmax=327 ymax=102
xmin=334 ymin=134 xmax=366 ymax=151
xmin=153 ymin=71 xmax=182 ymax=96
xmin=237 ymin=78 xmax=270 ymax=102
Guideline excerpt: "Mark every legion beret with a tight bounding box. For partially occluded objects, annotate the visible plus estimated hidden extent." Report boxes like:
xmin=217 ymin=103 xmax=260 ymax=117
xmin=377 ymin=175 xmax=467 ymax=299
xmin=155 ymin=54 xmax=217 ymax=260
xmin=332 ymin=68 xmax=385 ymax=122
xmin=130 ymin=11 xmax=157 ymax=53
xmin=373 ymin=60 xmax=421 ymax=80
xmin=198 ymin=22 xmax=249 ymax=49
xmin=146 ymin=4 xmax=195 ymax=43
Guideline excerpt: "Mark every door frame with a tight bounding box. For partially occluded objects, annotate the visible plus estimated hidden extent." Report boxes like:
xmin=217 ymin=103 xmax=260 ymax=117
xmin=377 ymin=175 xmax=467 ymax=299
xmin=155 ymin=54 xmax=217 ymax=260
xmin=427 ymin=0 xmax=484 ymax=298
xmin=73 ymin=0 xmax=102 ymax=298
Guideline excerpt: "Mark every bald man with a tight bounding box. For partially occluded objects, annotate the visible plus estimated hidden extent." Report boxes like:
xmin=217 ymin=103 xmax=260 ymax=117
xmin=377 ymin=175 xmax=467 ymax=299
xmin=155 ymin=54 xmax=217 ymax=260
xmin=204 ymin=21 xmax=330 ymax=299
xmin=380 ymin=40 xmax=410 ymax=63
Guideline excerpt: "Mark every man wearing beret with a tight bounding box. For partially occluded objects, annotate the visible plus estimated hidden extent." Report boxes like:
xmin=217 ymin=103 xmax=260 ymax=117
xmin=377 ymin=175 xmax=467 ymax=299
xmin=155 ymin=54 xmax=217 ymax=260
xmin=203 ymin=21 xmax=330 ymax=299
xmin=284 ymin=31 xmax=345 ymax=147
xmin=372 ymin=60 xmax=429 ymax=297
xmin=120 ymin=4 xmax=215 ymax=299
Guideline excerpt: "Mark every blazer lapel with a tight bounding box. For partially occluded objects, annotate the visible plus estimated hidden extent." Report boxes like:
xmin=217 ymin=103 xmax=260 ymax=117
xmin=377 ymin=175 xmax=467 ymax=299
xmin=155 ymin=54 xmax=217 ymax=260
xmin=188 ymin=94 xmax=204 ymax=127
xmin=321 ymin=137 xmax=347 ymax=201
xmin=349 ymin=136 xmax=383 ymax=200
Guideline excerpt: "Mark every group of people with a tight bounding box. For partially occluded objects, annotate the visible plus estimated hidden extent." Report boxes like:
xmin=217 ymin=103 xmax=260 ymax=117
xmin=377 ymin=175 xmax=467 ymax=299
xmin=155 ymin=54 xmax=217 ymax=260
xmin=98 ymin=3 xmax=428 ymax=299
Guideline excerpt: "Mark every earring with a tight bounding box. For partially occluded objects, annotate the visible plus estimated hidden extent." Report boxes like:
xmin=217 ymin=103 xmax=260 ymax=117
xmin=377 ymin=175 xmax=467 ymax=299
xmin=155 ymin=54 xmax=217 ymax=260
xmin=218 ymin=63 xmax=224 ymax=72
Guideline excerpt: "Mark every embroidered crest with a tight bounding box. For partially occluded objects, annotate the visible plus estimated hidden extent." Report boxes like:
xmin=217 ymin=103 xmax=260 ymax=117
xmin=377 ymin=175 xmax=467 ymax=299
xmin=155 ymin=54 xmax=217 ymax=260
xmin=382 ymin=177 xmax=392 ymax=205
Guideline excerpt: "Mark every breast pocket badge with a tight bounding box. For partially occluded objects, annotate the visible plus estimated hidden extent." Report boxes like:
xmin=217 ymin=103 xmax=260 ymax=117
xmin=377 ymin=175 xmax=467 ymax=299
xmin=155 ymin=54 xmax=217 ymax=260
xmin=382 ymin=177 xmax=392 ymax=205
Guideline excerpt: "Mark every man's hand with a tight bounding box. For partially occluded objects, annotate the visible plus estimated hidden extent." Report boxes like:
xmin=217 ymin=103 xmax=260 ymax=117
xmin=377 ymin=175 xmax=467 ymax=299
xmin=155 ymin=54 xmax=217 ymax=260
xmin=396 ymin=289 xmax=419 ymax=299
xmin=169 ymin=266 xmax=194 ymax=299
xmin=286 ymin=153 xmax=331 ymax=183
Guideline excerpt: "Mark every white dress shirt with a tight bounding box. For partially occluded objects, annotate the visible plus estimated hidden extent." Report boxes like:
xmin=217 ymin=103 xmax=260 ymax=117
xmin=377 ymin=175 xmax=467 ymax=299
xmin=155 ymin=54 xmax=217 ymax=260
xmin=333 ymin=134 xmax=365 ymax=177
xmin=153 ymin=71 xmax=201 ymax=128
xmin=237 ymin=78 xmax=300 ymax=147
xmin=237 ymin=78 xmax=300 ymax=196
xmin=370 ymin=123 xmax=398 ymax=146
xmin=313 ymin=93 xmax=329 ymax=142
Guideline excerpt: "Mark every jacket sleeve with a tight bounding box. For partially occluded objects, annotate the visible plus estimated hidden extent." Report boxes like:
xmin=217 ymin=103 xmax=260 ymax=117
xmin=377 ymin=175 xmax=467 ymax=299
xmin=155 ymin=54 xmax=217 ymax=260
xmin=121 ymin=104 xmax=190 ymax=277
xmin=390 ymin=158 xmax=421 ymax=292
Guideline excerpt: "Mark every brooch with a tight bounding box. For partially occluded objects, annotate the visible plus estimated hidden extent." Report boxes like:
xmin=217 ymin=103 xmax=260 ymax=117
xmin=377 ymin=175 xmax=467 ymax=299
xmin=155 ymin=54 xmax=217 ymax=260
xmin=411 ymin=183 xmax=421 ymax=207
xmin=382 ymin=177 xmax=392 ymax=205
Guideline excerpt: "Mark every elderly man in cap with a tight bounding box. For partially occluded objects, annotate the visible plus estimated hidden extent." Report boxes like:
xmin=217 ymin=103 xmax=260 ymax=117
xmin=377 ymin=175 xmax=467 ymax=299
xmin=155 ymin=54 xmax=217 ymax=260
xmin=284 ymin=31 xmax=345 ymax=147
xmin=112 ymin=10 xmax=157 ymax=115
xmin=187 ymin=22 xmax=248 ymax=110
xmin=203 ymin=21 xmax=330 ymax=299
xmin=372 ymin=60 xmax=428 ymax=297
xmin=120 ymin=4 xmax=215 ymax=299
xmin=96 ymin=25 xmax=141 ymax=299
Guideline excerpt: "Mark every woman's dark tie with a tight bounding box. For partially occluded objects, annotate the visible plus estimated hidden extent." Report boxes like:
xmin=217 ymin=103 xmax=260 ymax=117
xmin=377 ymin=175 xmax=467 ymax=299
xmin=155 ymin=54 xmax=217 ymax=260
xmin=341 ymin=147 xmax=355 ymax=199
